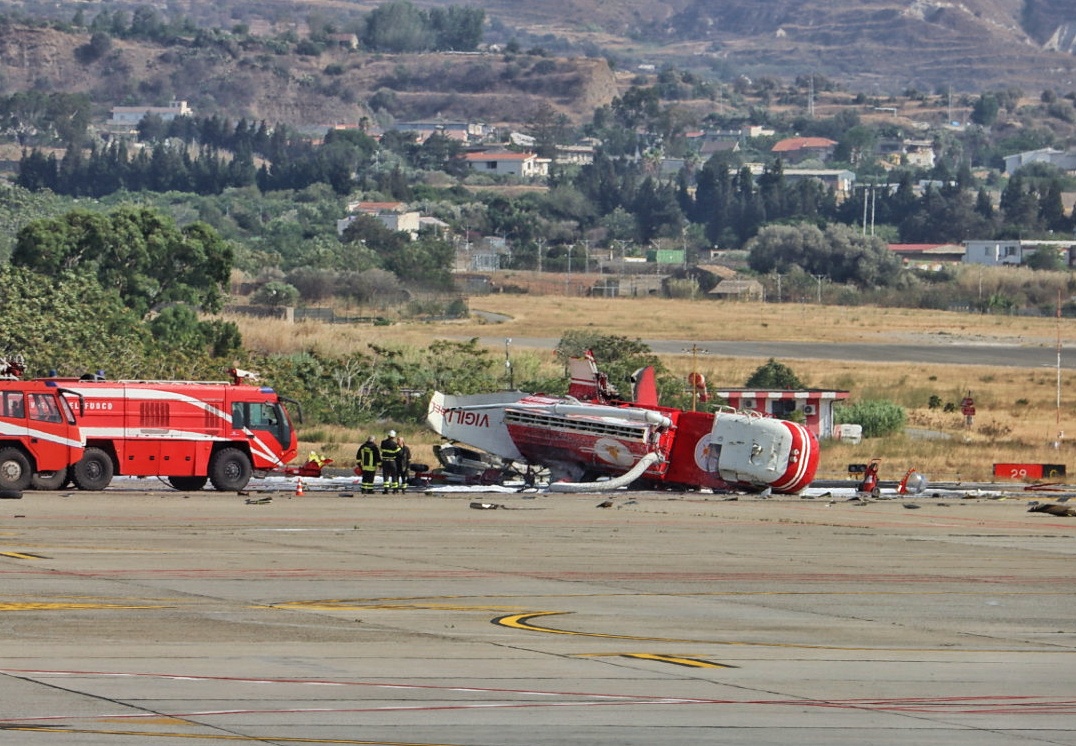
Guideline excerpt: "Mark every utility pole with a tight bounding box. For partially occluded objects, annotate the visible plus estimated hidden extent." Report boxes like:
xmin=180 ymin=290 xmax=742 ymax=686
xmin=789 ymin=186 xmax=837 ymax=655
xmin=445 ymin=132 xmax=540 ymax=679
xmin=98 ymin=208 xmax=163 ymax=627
xmin=565 ymin=245 xmax=572 ymax=295
xmin=862 ymin=184 xmax=869 ymax=235
xmin=1056 ymin=291 xmax=1063 ymax=448
xmin=811 ymin=274 xmax=825 ymax=304
xmin=870 ymin=182 xmax=876 ymax=236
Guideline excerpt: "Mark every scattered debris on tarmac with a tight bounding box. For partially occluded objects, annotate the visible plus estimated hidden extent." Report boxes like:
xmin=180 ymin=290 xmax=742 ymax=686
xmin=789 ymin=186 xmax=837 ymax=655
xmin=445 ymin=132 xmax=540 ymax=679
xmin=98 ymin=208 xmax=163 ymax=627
xmin=1028 ymin=502 xmax=1076 ymax=517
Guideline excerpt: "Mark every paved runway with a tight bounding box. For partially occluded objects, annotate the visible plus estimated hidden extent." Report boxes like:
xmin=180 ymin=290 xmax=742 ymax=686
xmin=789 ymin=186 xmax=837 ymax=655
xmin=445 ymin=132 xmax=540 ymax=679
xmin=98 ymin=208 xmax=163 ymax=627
xmin=1 ymin=479 xmax=1074 ymax=744
xmin=476 ymin=337 xmax=1068 ymax=369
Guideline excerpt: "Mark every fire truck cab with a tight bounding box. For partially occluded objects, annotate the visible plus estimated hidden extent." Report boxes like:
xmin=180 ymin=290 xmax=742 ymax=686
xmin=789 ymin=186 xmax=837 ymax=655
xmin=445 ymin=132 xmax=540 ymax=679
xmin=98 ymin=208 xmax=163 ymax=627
xmin=52 ymin=372 xmax=299 ymax=492
xmin=0 ymin=379 xmax=85 ymax=492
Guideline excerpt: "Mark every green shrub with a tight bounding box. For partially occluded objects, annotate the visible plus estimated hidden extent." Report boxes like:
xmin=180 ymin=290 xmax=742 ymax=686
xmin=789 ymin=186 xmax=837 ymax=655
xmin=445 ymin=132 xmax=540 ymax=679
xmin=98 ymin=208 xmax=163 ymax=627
xmin=745 ymin=358 xmax=805 ymax=389
xmin=835 ymin=399 xmax=906 ymax=438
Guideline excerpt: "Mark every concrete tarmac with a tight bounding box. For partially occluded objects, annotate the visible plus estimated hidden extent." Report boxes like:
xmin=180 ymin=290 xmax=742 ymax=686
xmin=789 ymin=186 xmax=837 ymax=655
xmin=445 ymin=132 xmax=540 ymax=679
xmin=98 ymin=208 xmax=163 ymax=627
xmin=1 ymin=479 xmax=1074 ymax=745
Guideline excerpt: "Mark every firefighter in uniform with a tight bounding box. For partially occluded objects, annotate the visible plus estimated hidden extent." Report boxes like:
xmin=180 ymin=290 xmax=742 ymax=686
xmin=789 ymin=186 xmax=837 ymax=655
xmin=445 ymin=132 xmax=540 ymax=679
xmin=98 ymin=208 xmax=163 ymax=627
xmin=395 ymin=437 xmax=412 ymax=494
xmin=380 ymin=430 xmax=401 ymax=494
xmin=356 ymin=436 xmax=381 ymax=495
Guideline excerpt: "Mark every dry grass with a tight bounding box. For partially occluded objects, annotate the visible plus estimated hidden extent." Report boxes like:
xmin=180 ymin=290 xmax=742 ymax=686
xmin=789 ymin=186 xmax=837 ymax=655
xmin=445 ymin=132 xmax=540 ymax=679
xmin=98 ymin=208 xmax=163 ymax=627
xmin=228 ymin=295 xmax=1075 ymax=486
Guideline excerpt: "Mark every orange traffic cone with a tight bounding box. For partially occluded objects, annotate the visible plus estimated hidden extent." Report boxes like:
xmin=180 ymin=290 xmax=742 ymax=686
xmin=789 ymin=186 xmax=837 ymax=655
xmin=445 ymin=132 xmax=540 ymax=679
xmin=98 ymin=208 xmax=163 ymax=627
xmin=295 ymin=478 xmax=304 ymax=497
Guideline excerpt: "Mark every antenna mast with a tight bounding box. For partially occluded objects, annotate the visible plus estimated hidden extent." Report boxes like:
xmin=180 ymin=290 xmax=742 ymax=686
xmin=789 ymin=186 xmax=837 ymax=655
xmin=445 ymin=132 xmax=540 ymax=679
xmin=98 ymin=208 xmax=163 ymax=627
xmin=1056 ymin=292 xmax=1063 ymax=448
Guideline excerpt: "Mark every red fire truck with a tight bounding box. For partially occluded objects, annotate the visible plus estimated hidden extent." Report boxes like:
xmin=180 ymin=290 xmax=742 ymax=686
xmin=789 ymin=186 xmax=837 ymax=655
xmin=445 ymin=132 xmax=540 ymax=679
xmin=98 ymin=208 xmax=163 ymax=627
xmin=44 ymin=369 xmax=300 ymax=492
xmin=0 ymin=357 xmax=85 ymax=493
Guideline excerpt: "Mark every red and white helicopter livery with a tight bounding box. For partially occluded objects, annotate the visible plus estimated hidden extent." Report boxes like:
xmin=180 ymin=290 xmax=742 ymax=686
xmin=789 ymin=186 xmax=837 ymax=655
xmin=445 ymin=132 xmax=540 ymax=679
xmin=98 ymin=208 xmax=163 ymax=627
xmin=427 ymin=353 xmax=818 ymax=493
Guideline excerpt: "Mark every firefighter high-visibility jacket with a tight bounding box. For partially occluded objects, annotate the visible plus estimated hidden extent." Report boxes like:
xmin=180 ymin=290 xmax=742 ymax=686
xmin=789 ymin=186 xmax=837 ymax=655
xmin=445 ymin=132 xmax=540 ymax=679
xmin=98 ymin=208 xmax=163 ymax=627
xmin=357 ymin=441 xmax=381 ymax=471
xmin=380 ymin=438 xmax=401 ymax=463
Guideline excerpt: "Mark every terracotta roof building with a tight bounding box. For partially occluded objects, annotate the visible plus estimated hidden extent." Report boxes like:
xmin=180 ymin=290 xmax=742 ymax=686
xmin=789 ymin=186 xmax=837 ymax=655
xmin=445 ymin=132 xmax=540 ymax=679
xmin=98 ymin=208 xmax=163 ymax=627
xmin=771 ymin=137 xmax=838 ymax=164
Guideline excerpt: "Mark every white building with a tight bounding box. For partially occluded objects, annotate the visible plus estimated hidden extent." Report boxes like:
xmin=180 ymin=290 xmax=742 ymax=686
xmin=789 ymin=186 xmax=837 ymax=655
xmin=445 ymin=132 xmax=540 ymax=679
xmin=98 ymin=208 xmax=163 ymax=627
xmin=338 ymin=201 xmax=421 ymax=238
xmin=110 ymin=100 xmax=193 ymax=126
xmin=963 ymin=240 xmax=1023 ymax=266
xmin=1003 ymin=148 xmax=1076 ymax=175
xmin=783 ymin=168 xmax=856 ymax=199
xmin=963 ymin=239 xmax=1076 ymax=267
xmin=463 ymin=151 xmax=550 ymax=178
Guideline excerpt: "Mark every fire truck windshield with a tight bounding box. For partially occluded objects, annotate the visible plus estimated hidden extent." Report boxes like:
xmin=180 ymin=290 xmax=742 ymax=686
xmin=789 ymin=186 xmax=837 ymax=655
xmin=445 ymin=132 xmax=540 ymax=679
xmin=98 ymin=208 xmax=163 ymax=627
xmin=233 ymin=401 xmax=291 ymax=445
xmin=57 ymin=395 xmax=77 ymax=424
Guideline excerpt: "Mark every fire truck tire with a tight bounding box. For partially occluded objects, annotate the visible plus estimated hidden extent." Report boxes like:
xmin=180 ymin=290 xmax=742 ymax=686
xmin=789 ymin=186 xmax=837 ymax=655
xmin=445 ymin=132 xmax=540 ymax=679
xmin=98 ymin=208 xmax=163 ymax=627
xmin=72 ymin=447 xmax=114 ymax=491
xmin=209 ymin=448 xmax=252 ymax=491
xmin=0 ymin=447 xmax=33 ymax=492
xmin=168 ymin=476 xmax=208 ymax=491
xmin=32 ymin=469 xmax=71 ymax=490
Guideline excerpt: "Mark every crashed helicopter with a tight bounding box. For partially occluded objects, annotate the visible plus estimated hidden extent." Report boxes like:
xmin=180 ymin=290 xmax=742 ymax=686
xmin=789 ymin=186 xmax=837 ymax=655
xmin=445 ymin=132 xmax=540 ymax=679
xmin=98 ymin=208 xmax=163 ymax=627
xmin=426 ymin=353 xmax=818 ymax=493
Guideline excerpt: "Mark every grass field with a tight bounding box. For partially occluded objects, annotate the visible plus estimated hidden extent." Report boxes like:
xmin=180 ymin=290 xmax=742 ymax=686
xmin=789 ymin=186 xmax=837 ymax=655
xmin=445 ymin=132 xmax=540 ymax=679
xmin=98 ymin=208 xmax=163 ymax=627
xmin=233 ymin=295 xmax=1076 ymax=486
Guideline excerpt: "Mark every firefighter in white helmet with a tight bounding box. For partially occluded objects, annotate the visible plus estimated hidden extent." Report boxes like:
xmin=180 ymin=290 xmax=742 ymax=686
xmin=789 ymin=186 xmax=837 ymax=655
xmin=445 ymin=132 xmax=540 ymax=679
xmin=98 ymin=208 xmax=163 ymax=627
xmin=380 ymin=430 xmax=401 ymax=494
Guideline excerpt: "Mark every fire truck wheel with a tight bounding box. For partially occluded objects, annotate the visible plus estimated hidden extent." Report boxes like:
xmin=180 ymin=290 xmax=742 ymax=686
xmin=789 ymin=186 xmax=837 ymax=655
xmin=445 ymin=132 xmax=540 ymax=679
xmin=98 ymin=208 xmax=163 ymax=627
xmin=168 ymin=476 xmax=208 ymax=491
xmin=72 ymin=447 xmax=115 ymax=491
xmin=209 ymin=448 xmax=253 ymax=491
xmin=0 ymin=448 xmax=33 ymax=492
xmin=32 ymin=469 xmax=71 ymax=490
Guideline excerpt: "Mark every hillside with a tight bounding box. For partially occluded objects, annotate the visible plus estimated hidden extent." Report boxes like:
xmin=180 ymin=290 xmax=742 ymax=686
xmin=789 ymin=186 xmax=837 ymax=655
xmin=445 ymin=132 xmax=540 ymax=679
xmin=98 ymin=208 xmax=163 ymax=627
xmin=2 ymin=0 xmax=1076 ymax=131
xmin=456 ymin=0 xmax=1076 ymax=94
xmin=0 ymin=25 xmax=618 ymax=128
xmin=651 ymin=0 xmax=1076 ymax=93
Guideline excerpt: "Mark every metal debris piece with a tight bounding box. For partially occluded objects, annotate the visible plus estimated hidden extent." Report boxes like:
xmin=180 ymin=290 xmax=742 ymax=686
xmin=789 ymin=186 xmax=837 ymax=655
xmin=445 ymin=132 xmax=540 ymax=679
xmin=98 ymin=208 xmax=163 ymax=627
xmin=245 ymin=496 xmax=272 ymax=505
xmin=1027 ymin=502 xmax=1076 ymax=517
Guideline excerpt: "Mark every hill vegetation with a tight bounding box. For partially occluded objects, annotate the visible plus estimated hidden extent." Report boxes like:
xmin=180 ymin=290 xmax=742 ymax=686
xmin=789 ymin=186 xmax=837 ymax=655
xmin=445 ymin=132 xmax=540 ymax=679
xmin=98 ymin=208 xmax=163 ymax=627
xmin=4 ymin=0 xmax=1076 ymax=97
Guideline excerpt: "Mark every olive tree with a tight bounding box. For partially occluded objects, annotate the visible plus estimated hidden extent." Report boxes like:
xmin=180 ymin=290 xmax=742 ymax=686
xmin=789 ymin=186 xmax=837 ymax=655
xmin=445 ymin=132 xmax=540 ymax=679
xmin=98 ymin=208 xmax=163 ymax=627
xmin=747 ymin=222 xmax=902 ymax=288
xmin=12 ymin=205 xmax=234 ymax=317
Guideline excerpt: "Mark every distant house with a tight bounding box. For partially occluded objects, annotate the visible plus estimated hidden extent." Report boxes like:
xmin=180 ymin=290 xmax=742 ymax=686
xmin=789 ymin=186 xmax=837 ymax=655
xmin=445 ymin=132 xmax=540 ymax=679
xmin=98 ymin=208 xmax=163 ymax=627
xmin=888 ymin=243 xmax=965 ymax=268
xmin=699 ymin=139 xmax=741 ymax=158
xmin=509 ymin=132 xmax=536 ymax=148
xmin=554 ymin=143 xmax=596 ymax=165
xmin=659 ymin=157 xmax=689 ymax=177
xmin=708 ymin=278 xmax=764 ymax=301
xmin=110 ymin=100 xmax=193 ymax=127
xmin=393 ymin=121 xmax=488 ymax=144
xmin=338 ymin=201 xmax=421 ymax=237
xmin=463 ymin=151 xmax=550 ymax=178
xmin=964 ymin=239 xmax=1076 ymax=267
xmin=743 ymin=125 xmax=776 ymax=138
xmin=1003 ymin=148 xmax=1076 ymax=175
xmin=771 ymin=136 xmax=838 ymax=164
xmin=877 ymin=138 xmax=936 ymax=169
xmin=963 ymin=240 xmax=1027 ymax=266
xmin=783 ymin=168 xmax=855 ymax=199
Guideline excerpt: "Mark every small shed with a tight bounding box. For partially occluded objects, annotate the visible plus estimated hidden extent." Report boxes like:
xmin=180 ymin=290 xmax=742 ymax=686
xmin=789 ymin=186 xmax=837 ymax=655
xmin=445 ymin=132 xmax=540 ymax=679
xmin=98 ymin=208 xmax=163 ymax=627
xmin=711 ymin=388 xmax=850 ymax=439
xmin=708 ymin=279 xmax=764 ymax=301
